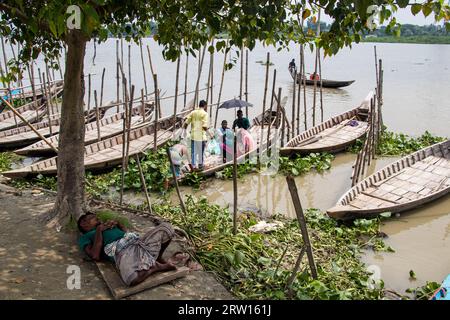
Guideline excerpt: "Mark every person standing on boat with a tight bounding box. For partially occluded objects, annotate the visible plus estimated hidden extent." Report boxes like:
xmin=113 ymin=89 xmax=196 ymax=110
xmin=217 ymin=120 xmax=233 ymax=163
xmin=183 ymin=100 xmax=209 ymax=170
xmin=310 ymin=72 xmax=320 ymax=80
xmin=289 ymin=59 xmax=296 ymax=74
xmin=232 ymin=109 xmax=251 ymax=131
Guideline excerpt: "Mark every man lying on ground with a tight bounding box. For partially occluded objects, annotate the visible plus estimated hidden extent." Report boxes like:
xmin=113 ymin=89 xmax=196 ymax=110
xmin=78 ymin=213 xmax=187 ymax=286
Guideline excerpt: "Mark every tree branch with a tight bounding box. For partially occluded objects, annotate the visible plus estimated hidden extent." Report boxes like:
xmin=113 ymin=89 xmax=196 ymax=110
xmin=0 ymin=3 xmax=50 ymax=33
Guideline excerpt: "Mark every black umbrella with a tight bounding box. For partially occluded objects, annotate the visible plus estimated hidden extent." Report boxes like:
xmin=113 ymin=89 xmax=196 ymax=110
xmin=218 ymin=98 xmax=253 ymax=110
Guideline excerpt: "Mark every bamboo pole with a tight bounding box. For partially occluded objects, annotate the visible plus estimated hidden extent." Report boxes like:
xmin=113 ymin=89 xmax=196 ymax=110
xmin=301 ymin=46 xmax=307 ymax=131
xmin=194 ymin=45 xmax=207 ymax=108
xmin=239 ymin=46 xmax=244 ymax=102
xmin=128 ymin=45 xmax=132 ymax=97
xmin=135 ymin=154 xmax=153 ymax=215
xmin=93 ymin=90 xmax=101 ymax=142
xmin=45 ymin=63 xmax=56 ymax=116
xmin=374 ymin=46 xmax=379 ymax=89
xmin=318 ymin=49 xmax=324 ymax=123
xmin=214 ymin=44 xmax=229 ymax=128
xmin=261 ymin=52 xmax=270 ymax=133
xmin=206 ymin=43 xmax=212 ymax=106
xmin=139 ymin=39 xmax=148 ymax=97
xmin=233 ymin=133 xmax=238 ymax=235
xmin=87 ymin=73 xmax=91 ymax=112
xmin=125 ymin=86 xmax=135 ymax=167
xmin=146 ymin=45 xmax=158 ymax=114
xmin=291 ymin=70 xmax=297 ymax=140
xmin=141 ymin=88 xmax=146 ymax=122
xmin=166 ymin=148 xmax=187 ymax=215
xmin=266 ymin=69 xmax=277 ymax=152
xmin=245 ymin=49 xmax=249 ymax=118
xmin=173 ymin=57 xmax=181 ymax=131
xmin=116 ymin=40 xmax=120 ymax=112
xmin=29 ymin=63 xmax=39 ymax=120
xmin=183 ymin=47 xmax=189 ymax=109
xmin=0 ymin=96 xmax=58 ymax=153
xmin=210 ymin=41 xmax=215 ymax=112
xmin=100 ymin=67 xmax=105 ymax=107
xmin=42 ymin=73 xmax=53 ymax=135
xmin=153 ymin=74 xmax=159 ymax=151
xmin=119 ymin=79 xmax=129 ymax=206
xmin=286 ymin=175 xmax=318 ymax=279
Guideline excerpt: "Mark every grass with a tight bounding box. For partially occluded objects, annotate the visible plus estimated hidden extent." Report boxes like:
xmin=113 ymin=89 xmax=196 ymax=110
xmin=348 ymin=130 xmax=446 ymax=156
xmin=149 ymin=196 xmax=390 ymax=300
xmin=0 ymin=152 xmax=22 ymax=173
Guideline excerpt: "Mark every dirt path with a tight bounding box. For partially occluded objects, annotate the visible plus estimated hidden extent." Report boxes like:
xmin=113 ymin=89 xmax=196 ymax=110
xmin=0 ymin=182 xmax=232 ymax=300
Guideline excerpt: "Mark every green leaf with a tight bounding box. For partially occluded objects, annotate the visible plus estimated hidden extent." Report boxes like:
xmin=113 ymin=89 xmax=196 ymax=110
xmin=48 ymin=21 xmax=58 ymax=37
xmin=409 ymin=270 xmax=417 ymax=280
xmin=397 ymin=0 xmax=409 ymax=9
xmin=411 ymin=4 xmax=422 ymax=15
xmin=302 ymin=9 xmax=311 ymax=20
xmin=422 ymin=5 xmax=432 ymax=17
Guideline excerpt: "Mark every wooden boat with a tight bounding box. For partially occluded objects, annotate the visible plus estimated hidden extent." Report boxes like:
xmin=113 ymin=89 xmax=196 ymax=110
xmin=0 ymin=84 xmax=64 ymax=132
xmin=430 ymin=275 xmax=450 ymax=300
xmin=280 ymin=92 xmax=373 ymax=156
xmin=0 ymin=80 xmax=64 ymax=103
xmin=15 ymin=104 xmax=154 ymax=156
xmin=2 ymin=112 xmax=188 ymax=178
xmin=327 ymin=139 xmax=450 ymax=221
xmin=289 ymin=69 xmax=355 ymax=88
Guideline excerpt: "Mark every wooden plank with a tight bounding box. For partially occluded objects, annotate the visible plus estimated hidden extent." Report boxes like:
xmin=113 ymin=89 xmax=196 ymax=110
xmin=96 ymin=261 xmax=189 ymax=300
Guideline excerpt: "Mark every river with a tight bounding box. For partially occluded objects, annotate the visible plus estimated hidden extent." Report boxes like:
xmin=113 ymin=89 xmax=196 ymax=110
xmin=5 ymin=39 xmax=450 ymax=295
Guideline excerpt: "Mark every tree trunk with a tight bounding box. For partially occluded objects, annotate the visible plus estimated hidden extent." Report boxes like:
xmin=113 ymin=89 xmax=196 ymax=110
xmin=45 ymin=31 xmax=87 ymax=227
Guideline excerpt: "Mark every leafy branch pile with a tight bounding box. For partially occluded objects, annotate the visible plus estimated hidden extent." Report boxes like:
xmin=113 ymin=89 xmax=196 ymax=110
xmin=348 ymin=130 xmax=446 ymax=156
xmin=0 ymin=152 xmax=22 ymax=173
xmin=151 ymin=196 xmax=389 ymax=300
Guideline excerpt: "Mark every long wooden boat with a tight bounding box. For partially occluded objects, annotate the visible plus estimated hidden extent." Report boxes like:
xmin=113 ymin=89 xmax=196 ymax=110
xmin=14 ymin=104 xmax=154 ymax=156
xmin=289 ymin=69 xmax=355 ymax=88
xmin=280 ymin=92 xmax=373 ymax=156
xmin=327 ymin=139 xmax=450 ymax=221
xmin=2 ymin=112 xmax=188 ymax=178
xmin=0 ymin=84 xmax=64 ymax=132
xmin=0 ymin=80 xmax=64 ymax=103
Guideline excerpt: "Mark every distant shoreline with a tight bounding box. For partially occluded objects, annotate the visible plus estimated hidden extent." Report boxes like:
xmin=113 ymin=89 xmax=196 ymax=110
xmin=363 ymin=36 xmax=450 ymax=45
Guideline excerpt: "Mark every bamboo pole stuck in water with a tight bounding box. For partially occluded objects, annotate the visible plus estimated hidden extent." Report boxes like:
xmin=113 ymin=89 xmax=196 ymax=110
xmin=125 ymin=85 xmax=135 ymax=168
xmin=318 ymin=49 xmax=324 ymax=123
xmin=206 ymin=43 xmax=212 ymax=107
xmin=245 ymin=49 xmax=249 ymax=118
xmin=135 ymin=154 xmax=153 ymax=215
xmin=119 ymin=81 xmax=129 ymax=206
xmin=29 ymin=63 xmax=39 ymax=120
xmin=100 ymin=68 xmax=105 ymax=107
xmin=214 ymin=44 xmax=229 ymax=128
xmin=116 ymin=40 xmax=120 ymax=112
xmin=266 ymin=69 xmax=277 ymax=152
xmin=87 ymin=73 xmax=91 ymax=112
xmin=139 ymin=39 xmax=148 ymax=97
xmin=291 ymin=70 xmax=297 ymax=140
xmin=210 ymin=41 xmax=215 ymax=113
xmin=45 ymin=64 xmax=56 ymax=116
xmin=153 ymin=74 xmax=159 ymax=152
xmin=93 ymin=90 xmax=101 ymax=142
xmin=261 ymin=52 xmax=270 ymax=133
xmin=173 ymin=57 xmax=181 ymax=131
xmin=286 ymin=175 xmax=318 ymax=280
xmin=166 ymin=148 xmax=187 ymax=215
xmin=233 ymin=133 xmax=238 ymax=235
xmin=42 ymin=73 xmax=53 ymax=135
xmin=141 ymin=88 xmax=146 ymax=122
xmin=183 ymin=47 xmax=189 ymax=109
xmin=128 ymin=45 xmax=132 ymax=96
xmin=0 ymin=96 xmax=58 ymax=153
xmin=194 ymin=45 xmax=207 ymax=108
xmin=301 ymin=45 xmax=307 ymax=131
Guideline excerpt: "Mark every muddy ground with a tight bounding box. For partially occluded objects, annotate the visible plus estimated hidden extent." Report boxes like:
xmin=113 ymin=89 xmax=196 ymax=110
xmin=0 ymin=182 xmax=232 ymax=300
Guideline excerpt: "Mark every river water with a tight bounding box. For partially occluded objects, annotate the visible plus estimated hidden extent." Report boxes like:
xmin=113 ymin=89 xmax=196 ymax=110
xmin=4 ymin=39 xmax=450 ymax=295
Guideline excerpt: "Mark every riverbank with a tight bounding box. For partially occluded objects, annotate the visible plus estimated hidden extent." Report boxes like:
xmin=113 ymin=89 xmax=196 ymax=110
xmin=363 ymin=36 xmax=450 ymax=45
xmin=0 ymin=181 xmax=232 ymax=300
